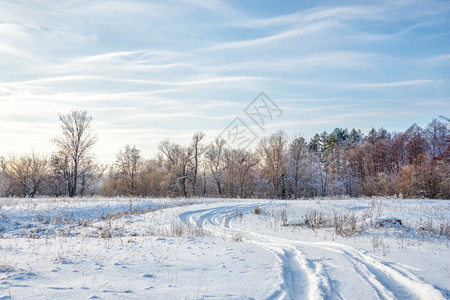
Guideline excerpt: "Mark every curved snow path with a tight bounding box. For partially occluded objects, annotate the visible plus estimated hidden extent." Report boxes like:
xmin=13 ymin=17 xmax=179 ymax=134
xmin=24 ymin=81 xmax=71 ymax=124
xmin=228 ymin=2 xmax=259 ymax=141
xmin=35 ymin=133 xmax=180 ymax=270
xmin=178 ymin=202 xmax=444 ymax=300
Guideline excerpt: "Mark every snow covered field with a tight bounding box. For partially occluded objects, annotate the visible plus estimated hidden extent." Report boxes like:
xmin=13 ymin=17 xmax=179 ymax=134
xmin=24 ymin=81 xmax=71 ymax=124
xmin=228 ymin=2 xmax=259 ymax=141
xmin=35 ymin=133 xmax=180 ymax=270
xmin=0 ymin=197 xmax=449 ymax=299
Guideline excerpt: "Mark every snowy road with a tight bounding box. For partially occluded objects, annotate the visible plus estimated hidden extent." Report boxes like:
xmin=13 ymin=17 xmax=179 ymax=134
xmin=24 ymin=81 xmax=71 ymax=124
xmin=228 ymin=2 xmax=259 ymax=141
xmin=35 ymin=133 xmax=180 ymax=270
xmin=179 ymin=202 xmax=445 ymax=300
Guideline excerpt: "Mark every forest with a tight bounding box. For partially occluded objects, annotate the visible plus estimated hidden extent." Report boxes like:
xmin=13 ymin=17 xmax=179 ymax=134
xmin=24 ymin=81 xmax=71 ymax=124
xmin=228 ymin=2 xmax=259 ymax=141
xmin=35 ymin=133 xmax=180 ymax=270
xmin=0 ymin=111 xmax=448 ymax=199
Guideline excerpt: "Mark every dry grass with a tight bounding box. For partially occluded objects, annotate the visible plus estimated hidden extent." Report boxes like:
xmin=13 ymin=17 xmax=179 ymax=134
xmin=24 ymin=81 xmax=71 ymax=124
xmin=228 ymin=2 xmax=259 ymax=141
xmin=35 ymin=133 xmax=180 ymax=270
xmin=0 ymin=263 xmax=14 ymax=273
xmin=417 ymin=220 xmax=450 ymax=239
xmin=372 ymin=236 xmax=390 ymax=255
xmin=252 ymin=206 xmax=263 ymax=215
xmin=169 ymin=220 xmax=207 ymax=238
xmin=231 ymin=232 xmax=243 ymax=242
xmin=99 ymin=206 xmax=162 ymax=221
xmin=282 ymin=210 xmax=369 ymax=237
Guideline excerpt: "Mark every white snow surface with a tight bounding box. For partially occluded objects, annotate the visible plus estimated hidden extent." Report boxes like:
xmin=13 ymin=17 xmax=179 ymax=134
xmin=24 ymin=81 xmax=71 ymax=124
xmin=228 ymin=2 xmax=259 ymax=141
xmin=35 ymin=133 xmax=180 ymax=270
xmin=0 ymin=197 xmax=449 ymax=299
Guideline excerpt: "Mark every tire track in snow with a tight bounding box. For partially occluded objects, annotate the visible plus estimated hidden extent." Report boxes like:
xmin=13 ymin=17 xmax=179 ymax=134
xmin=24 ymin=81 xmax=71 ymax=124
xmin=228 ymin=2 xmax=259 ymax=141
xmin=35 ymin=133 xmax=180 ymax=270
xmin=178 ymin=203 xmax=444 ymax=300
xmin=179 ymin=203 xmax=334 ymax=300
xmin=232 ymin=226 xmax=444 ymax=299
xmin=342 ymin=248 xmax=444 ymax=299
xmin=291 ymin=241 xmax=445 ymax=300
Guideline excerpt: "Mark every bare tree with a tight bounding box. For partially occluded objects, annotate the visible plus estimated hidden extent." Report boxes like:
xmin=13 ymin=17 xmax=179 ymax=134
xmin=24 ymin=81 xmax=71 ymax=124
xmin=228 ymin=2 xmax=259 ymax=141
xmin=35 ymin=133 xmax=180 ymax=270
xmin=53 ymin=110 xmax=97 ymax=197
xmin=288 ymin=137 xmax=321 ymax=198
xmin=205 ymin=138 xmax=226 ymax=196
xmin=190 ymin=132 xmax=205 ymax=196
xmin=234 ymin=149 xmax=258 ymax=198
xmin=426 ymin=118 xmax=448 ymax=158
xmin=78 ymin=161 xmax=106 ymax=196
xmin=0 ymin=156 xmax=12 ymax=196
xmin=136 ymin=157 xmax=166 ymax=197
xmin=7 ymin=152 xmax=49 ymax=197
xmin=222 ymin=148 xmax=258 ymax=198
xmin=115 ymin=145 xmax=142 ymax=194
xmin=404 ymin=124 xmax=428 ymax=164
xmin=159 ymin=140 xmax=194 ymax=197
xmin=257 ymin=131 xmax=288 ymax=198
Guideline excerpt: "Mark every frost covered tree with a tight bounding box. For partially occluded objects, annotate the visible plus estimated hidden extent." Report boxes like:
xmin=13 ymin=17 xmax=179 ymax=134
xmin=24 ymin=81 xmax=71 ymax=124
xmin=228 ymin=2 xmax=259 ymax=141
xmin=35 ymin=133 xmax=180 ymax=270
xmin=223 ymin=148 xmax=258 ymax=198
xmin=52 ymin=110 xmax=97 ymax=197
xmin=426 ymin=118 xmax=448 ymax=158
xmin=205 ymin=138 xmax=226 ymax=196
xmin=287 ymin=137 xmax=321 ymax=198
xmin=309 ymin=131 xmax=329 ymax=196
xmin=257 ymin=131 xmax=288 ymax=199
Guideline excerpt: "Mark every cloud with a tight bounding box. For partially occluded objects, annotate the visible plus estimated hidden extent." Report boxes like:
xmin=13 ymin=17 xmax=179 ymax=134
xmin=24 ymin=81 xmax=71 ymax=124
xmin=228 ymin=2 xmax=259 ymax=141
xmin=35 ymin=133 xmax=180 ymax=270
xmin=207 ymin=20 xmax=338 ymax=50
xmin=275 ymin=79 xmax=442 ymax=90
xmin=343 ymin=79 xmax=441 ymax=88
xmin=178 ymin=0 xmax=242 ymax=18
xmin=230 ymin=5 xmax=386 ymax=29
xmin=212 ymin=51 xmax=378 ymax=72
xmin=423 ymin=54 xmax=450 ymax=62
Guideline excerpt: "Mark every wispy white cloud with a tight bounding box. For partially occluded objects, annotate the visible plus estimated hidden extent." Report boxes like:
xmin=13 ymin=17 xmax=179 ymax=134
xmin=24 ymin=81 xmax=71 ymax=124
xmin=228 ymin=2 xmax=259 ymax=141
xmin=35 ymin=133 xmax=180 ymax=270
xmin=207 ymin=20 xmax=338 ymax=50
xmin=178 ymin=0 xmax=242 ymax=18
xmin=233 ymin=5 xmax=385 ymax=29
xmin=276 ymin=79 xmax=442 ymax=89
xmin=213 ymin=51 xmax=378 ymax=72
xmin=343 ymin=79 xmax=441 ymax=88
xmin=423 ymin=54 xmax=450 ymax=62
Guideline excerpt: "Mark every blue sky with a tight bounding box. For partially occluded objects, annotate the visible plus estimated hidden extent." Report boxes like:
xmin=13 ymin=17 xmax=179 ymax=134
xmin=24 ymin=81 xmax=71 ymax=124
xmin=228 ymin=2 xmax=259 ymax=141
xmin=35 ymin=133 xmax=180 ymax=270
xmin=1 ymin=0 xmax=449 ymax=161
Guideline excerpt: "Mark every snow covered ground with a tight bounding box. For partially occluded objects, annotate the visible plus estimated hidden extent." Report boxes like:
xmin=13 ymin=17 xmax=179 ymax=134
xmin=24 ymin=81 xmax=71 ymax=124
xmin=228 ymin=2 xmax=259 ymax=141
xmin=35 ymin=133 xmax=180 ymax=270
xmin=0 ymin=197 xmax=449 ymax=299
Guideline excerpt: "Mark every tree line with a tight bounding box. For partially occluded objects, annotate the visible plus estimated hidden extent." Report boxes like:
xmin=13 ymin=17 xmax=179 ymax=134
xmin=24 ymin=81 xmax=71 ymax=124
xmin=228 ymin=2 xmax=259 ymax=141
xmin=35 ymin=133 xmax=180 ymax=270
xmin=0 ymin=111 xmax=448 ymax=199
